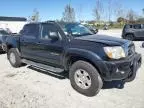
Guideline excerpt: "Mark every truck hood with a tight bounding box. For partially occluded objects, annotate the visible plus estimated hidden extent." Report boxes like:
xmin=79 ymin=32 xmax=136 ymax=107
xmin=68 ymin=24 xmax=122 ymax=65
xmin=75 ymin=34 xmax=130 ymax=46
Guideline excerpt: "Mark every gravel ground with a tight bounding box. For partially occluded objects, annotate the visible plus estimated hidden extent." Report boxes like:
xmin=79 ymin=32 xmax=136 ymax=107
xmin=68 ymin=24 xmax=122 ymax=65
xmin=0 ymin=29 xmax=144 ymax=108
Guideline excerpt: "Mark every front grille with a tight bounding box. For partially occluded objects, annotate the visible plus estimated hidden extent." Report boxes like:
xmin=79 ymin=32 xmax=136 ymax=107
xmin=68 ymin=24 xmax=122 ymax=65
xmin=128 ymin=45 xmax=135 ymax=56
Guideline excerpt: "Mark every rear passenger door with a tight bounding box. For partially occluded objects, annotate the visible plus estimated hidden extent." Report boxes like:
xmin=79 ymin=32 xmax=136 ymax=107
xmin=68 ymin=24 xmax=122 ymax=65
xmin=36 ymin=23 xmax=64 ymax=67
xmin=141 ymin=24 xmax=144 ymax=37
xmin=20 ymin=24 xmax=39 ymax=60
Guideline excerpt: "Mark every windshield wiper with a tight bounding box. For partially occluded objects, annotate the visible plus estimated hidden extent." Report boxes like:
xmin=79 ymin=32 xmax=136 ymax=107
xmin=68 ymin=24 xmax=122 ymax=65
xmin=82 ymin=33 xmax=93 ymax=36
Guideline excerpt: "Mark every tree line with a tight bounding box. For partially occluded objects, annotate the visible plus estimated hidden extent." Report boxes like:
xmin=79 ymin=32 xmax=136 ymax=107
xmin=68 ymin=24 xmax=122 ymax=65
xmin=28 ymin=0 xmax=144 ymax=25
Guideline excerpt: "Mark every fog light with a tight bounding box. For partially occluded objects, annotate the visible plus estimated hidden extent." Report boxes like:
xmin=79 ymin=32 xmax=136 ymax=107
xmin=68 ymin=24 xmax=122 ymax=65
xmin=120 ymin=71 xmax=125 ymax=74
xmin=116 ymin=69 xmax=125 ymax=74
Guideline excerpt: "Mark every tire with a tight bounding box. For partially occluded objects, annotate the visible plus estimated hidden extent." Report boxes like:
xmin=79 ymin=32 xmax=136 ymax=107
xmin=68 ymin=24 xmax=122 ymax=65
xmin=69 ymin=60 xmax=103 ymax=97
xmin=125 ymin=34 xmax=134 ymax=41
xmin=2 ymin=43 xmax=7 ymax=52
xmin=142 ymin=42 xmax=144 ymax=48
xmin=8 ymin=48 xmax=22 ymax=68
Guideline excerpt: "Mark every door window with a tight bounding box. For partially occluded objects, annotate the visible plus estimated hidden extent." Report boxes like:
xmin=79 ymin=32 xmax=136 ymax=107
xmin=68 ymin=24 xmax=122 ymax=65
xmin=133 ymin=24 xmax=142 ymax=29
xmin=41 ymin=24 xmax=61 ymax=40
xmin=141 ymin=24 xmax=144 ymax=29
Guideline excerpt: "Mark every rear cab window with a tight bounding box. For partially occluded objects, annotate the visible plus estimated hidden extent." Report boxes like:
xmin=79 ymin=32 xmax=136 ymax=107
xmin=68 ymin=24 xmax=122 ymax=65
xmin=22 ymin=24 xmax=39 ymax=39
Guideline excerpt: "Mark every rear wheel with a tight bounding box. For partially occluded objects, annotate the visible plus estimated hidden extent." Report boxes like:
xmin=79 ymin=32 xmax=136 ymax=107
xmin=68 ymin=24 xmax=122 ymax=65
xmin=69 ymin=60 xmax=103 ymax=96
xmin=8 ymin=48 xmax=22 ymax=68
xmin=125 ymin=34 xmax=134 ymax=41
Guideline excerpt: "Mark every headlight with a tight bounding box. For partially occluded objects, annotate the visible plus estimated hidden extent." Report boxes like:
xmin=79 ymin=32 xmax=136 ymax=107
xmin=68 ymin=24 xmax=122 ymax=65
xmin=104 ymin=46 xmax=126 ymax=59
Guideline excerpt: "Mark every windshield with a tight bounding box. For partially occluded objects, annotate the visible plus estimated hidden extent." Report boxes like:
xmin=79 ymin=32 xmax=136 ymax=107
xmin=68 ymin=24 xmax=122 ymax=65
xmin=64 ymin=23 xmax=94 ymax=37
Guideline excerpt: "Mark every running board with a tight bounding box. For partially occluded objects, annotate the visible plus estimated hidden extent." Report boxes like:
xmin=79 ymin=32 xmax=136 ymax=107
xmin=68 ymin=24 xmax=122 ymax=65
xmin=21 ymin=59 xmax=64 ymax=73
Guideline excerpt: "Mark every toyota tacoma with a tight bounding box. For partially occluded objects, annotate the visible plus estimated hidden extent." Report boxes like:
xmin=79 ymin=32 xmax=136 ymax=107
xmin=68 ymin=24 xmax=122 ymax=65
xmin=4 ymin=21 xmax=142 ymax=96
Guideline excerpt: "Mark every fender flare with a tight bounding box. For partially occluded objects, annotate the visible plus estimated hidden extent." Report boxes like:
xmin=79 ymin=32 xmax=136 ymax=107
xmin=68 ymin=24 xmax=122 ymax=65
xmin=5 ymin=36 xmax=19 ymax=52
xmin=63 ymin=48 xmax=102 ymax=70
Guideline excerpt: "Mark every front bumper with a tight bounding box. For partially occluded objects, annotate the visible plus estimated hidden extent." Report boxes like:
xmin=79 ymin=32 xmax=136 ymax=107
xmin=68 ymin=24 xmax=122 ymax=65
xmin=98 ymin=53 xmax=142 ymax=82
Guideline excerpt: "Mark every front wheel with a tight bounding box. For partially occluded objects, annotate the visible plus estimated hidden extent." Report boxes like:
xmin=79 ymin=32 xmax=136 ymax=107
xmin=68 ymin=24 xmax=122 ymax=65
xmin=69 ymin=60 xmax=103 ymax=97
xmin=8 ymin=48 xmax=22 ymax=68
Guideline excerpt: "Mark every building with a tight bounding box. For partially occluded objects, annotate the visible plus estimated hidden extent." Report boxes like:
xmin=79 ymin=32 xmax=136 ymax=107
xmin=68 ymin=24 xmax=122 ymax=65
xmin=0 ymin=16 xmax=27 ymax=33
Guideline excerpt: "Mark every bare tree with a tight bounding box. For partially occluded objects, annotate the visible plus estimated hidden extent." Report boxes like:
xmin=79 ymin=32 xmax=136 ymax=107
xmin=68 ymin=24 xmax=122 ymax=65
xmin=108 ymin=0 xmax=112 ymax=22
xmin=28 ymin=9 xmax=40 ymax=22
xmin=93 ymin=0 xmax=103 ymax=23
xmin=62 ymin=4 xmax=76 ymax=22
xmin=126 ymin=9 xmax=137 ymax=22
xmin=114 ymin=2 xmax=125 ymax=19
xmin=107 ymin=0 xmax=120 ymax=22
xmin=77 ymin=4 xmax=83 ymax=22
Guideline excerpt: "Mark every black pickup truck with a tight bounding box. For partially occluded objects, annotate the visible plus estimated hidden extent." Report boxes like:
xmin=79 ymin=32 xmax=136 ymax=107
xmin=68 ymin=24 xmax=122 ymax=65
xmin=4 ymin=21 xmax=141 ymax=96
xmin=0 ymin=29 xmax=10 ymax=51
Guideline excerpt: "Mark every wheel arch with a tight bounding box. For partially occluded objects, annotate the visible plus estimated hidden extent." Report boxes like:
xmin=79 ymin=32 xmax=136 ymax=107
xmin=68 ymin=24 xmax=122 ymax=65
xmin=6 ymin=46 xmax=21 ymax=57
xmin=6 ymin=44 xmax=14 ymax=52
xmin=64 ymin=48 xmax=103 ymax=76
xmin=125 ymin=33 xmax=135 ymax=38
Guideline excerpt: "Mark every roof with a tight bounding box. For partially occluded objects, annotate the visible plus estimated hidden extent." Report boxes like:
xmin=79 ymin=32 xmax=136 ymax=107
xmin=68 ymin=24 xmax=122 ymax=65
xmin=0 ymin=16 xmax=27 ymax=21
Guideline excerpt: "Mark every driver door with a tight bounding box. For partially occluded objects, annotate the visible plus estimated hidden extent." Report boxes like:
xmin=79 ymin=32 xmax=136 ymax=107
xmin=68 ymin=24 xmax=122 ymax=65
xmin=36 ymin=23 xmax=64 ymax=67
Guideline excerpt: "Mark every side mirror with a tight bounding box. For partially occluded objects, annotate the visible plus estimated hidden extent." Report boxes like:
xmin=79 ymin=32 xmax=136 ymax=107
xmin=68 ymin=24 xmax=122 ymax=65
xmin=66 ymin=33 xmax=71 ymax=37
xmin=49 ymin=32 xmax=59 ymax=40
xmin=20 ymin=30 xmax=24 ymax=34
